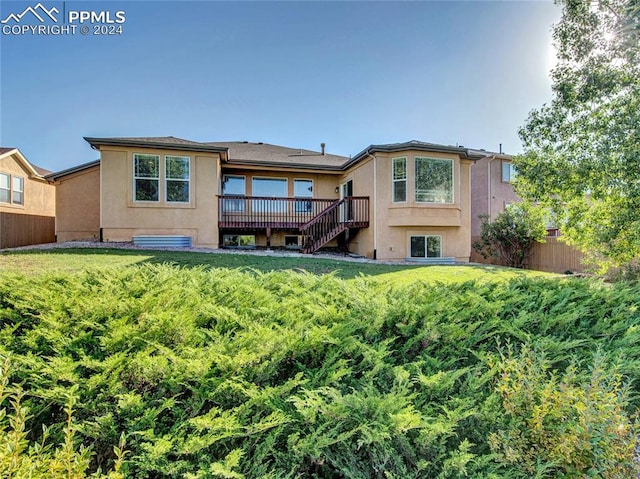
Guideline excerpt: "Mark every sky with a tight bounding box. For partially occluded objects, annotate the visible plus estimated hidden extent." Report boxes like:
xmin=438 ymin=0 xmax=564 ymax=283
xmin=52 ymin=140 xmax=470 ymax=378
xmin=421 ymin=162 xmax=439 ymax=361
xmin=0 ymin=0 xmax=561 ymax=172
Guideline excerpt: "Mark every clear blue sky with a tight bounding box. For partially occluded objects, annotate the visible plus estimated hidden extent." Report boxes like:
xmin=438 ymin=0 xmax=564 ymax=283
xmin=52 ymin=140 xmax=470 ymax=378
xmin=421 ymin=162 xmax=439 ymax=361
xmin=1 ymin=0 xmax=560 ymax=172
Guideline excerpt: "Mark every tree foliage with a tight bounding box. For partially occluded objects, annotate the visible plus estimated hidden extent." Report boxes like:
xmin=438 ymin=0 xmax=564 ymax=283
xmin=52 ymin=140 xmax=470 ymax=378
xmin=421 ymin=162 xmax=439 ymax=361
xmin=514 ymin=0 xmax=640 ymax=270
xmin=473 ymin=203 xmax=548 ymax=268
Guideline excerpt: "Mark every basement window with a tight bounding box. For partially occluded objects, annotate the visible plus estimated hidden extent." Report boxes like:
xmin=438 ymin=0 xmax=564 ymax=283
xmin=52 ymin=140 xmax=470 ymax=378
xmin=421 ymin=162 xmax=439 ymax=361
xmin=410 ymin=235 xmax=442 ymax=258
xmin=285 ymin=235 xmax=302 ymax=249
xmin=223 ymin=235 xmax=256 ymax=249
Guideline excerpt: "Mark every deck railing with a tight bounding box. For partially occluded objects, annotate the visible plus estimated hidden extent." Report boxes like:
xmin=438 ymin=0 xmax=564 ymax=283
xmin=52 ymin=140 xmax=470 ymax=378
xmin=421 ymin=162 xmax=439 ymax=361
xmin=218 ymin=196 xmax=337 ymax=228
xmin=218 ymin=195 xmax=369 ymax=230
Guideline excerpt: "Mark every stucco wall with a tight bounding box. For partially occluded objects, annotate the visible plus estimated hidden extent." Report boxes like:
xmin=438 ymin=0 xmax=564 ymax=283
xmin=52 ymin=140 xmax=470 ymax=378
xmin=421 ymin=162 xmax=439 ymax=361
xmin=100 ymin=146 xmax=221 ymax=247
xmin=220 ymin=167 xmax=341 ymax=199
xmin=344 ymin=150 xmax=473 ymax=261
xmin=470 ymin=156 xmax=520 ymax=236
xmin=0 ymin=154 xmax=54 ymax=217
xmin=54 ymin=165 xmax=100 ymax=241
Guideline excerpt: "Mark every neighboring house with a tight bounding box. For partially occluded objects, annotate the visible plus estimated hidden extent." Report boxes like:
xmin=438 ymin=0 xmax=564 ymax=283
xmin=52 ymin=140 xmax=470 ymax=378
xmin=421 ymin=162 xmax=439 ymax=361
xmin=470 ymin=151 xmax=519 ymax=239
xmin=52 ymin=136 xmax=488 ymax=262
xmin=46 ymin=160 xmax=101 ymax=242
xmin=469 ymin=151 xmax=584 ymax=273
xmin=0 ymin=147 xmax=55 ymax=248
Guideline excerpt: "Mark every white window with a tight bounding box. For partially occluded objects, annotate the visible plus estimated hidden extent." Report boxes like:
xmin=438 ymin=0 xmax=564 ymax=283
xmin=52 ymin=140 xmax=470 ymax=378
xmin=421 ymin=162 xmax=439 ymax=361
xmin=502 ymin=161 xmax=517 ymax=182
xmin=165 ymin=156 xmax=190 ymax=203
xmin=134 ymin=154 xmax=160 ymax=201
xmin=0 ymin=173 xmax=9 ymax=203
xmin=415 ymin=157 xmax=453 ymax=204
xmin=410 ymin=235 xmax=442 ymax=258
xmin=12 ymin=177 xmax=23 ymax=205
xmin=294 ymin=179 xmax=313 ymax=213
xmin=252 ymin=177 xmax=287 ymax=213
xmin=392 ymin=157 xmax=407 ymax=203
xmin=222 ymin=175 xmax=246 ymax=212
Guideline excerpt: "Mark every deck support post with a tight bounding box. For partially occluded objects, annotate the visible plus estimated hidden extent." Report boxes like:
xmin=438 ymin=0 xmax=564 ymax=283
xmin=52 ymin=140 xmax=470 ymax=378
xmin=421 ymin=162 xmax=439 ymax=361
xmin=344 ymin=228 xmax=350 ymax=255
xmin=266 ymin=227 xmax=272 ymax=249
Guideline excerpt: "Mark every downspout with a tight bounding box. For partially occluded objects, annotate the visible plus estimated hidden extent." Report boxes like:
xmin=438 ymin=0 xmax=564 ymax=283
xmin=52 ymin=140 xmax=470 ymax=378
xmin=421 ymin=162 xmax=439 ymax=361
xmin=487 ymin=156 xmax=496 ymax=221
xmin=364 ymin=152 xmax=377 ymax=259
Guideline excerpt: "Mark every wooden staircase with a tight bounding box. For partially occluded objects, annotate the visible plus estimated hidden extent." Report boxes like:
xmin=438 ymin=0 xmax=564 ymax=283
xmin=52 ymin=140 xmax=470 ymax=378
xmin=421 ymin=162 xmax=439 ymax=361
xmin=299 ymin=198 xmax=359 ymax=254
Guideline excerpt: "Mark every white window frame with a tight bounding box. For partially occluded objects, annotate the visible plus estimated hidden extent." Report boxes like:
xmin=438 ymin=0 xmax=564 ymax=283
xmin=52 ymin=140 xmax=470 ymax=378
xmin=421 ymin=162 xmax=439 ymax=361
xmin=133 ymin=153 xmax=160 ymax=202
xmin=502 ymin=161 xmax=517 ymax=183
xmin=293 ymin=178 xmax=313 ymax=213
xmin=164 ymin=155 xmax=190 ymax=203
xmin=415 ymin=156 xmax=454 ymax=204
xmin=392 ymin=157 xmax=407 ymax=203
xmin=0 ymin=173 xmax=10 ymax=204
xmin=12 ymin=176 xmax=24 ymax=205
xmin=409 ymin=235 xmax=443 ymax=258
xmin=222 ymin=175 xmax=246 ymax=212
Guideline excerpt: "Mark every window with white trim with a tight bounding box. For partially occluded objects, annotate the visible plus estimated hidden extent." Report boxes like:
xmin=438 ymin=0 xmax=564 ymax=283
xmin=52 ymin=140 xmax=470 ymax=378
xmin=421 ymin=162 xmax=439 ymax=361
xmin=165 ymin=156 xmax=190 ymax=202
xmin=294 ymin=179 xmax=313 ymax=213
xmin=0 ymin=173 xmax=9 ymax=204
xmin=392 ymin=157 xmax=407 ymax=202
xmin=502 ymin=161 xmax=517 ymax=182
xmin=134 ymin=154 xmax=160 ymax=201
xmin=222 ymin=175 xmax=246 ymax=212
xmin=415 ymin=157 xmax=453 ymax=203
xmin=410 ymin=235 xmax=442 ymax=258
xmin=12 ymin=176 xmax=23 ymax=205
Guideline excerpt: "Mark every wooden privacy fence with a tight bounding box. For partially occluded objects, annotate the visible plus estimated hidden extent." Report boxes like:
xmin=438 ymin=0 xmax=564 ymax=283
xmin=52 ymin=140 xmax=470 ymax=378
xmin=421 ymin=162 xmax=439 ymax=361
xmin=528 ymin=237 xmax=584 ymax=273
xmin=471 ymin=236 xmax=584 ymax=274
xmin=0 ymin=212 xmax=55 ymax=249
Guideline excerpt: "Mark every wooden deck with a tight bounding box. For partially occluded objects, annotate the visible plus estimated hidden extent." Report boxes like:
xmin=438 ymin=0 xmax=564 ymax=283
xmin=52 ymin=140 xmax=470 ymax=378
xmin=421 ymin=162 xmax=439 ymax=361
xmin=218 ymin=196 xmax=370 ymax=253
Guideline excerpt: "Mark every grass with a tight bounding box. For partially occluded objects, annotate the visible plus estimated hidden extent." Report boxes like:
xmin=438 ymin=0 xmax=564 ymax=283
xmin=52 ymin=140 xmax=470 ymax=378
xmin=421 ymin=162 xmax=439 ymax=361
xmin=0 ymin=247 xmax=552 ymax=284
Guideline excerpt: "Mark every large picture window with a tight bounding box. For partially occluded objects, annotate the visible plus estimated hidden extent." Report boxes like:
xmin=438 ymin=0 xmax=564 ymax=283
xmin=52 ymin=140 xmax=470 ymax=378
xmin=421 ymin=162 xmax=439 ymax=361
xmin=415 ymin=157 xmax=453 ymax=203
xmin=12 ymin=177 xmax=23 ymax=205
xmin=392 ymin=157 xmax=407 ymax=203
xmin=410 ymin=235 xmax=442 ymax=258
xmin=252 ymin=177 xmax=287 ymax=213
xmin=134 ymin=154 xmax=160 ymax=201
xmin=165 ymin=156 xmax=190 ymax=203
xmin=0 ymin=173 xmax=9 ymax=204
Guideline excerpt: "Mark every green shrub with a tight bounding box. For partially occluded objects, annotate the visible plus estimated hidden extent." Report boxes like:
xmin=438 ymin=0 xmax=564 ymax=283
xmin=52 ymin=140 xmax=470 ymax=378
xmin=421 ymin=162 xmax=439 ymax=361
xmin=0 ymin=265 xmax=639 ymax=477
xmin=0 ymin=356 xmax=126 ymax=479
xmin=489 ymin=345 xmax=639 ymax=478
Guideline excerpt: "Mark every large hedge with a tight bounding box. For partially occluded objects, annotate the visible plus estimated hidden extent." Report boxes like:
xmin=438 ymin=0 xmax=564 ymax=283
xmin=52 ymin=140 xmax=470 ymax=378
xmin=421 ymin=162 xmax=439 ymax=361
xmin=0 ymin=265 xmax=638 ymax=478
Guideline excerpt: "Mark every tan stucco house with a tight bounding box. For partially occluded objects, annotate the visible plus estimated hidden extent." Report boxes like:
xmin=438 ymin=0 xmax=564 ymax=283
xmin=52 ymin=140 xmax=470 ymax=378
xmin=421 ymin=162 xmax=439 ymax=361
xmin=0 ymin=147 xmax=55 ymax=248
xmin=51 ymin=136 xmax=491 ymax=261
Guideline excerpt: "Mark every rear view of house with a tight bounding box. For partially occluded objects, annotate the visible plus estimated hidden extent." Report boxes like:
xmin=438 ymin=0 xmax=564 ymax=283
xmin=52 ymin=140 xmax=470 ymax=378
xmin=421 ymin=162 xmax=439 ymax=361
xmin=51 ymin=136 xmax=489 ymax=261
xmin=0 ymin=147 xmax=55 ymax=248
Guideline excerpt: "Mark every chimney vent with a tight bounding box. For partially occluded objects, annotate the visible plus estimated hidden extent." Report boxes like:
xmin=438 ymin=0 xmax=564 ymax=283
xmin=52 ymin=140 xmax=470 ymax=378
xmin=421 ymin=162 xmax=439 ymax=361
xmin=499 ymin=143 xmax=503 ymax=154
xmin=321 ymin=143 xmax=326 ymax=155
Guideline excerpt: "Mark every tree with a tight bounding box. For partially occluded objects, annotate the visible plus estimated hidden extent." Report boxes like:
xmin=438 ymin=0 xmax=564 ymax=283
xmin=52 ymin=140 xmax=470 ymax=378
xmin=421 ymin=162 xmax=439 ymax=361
xmin=473 ymin=203 xmax=548 ymax=269
xmin=514 ymin=0 xmax=640 ymax=271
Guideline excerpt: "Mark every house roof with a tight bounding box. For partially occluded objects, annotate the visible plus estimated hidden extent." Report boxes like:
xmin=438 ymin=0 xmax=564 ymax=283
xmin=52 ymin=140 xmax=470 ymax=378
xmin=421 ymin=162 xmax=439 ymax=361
xmin=47 ymin=160 xmax=100 ymax=180
xmin=0 ymin=147 xmax=51 ymax=179
xmin=346 ymin=140 xmax=489 ymax=168
xmin=81 ymin=136 xmax=495 ymax=173
xmin=206 ymin=141 xmax=349 ymax=170
xmin=84 ymin=136 xmax=229 ymax=156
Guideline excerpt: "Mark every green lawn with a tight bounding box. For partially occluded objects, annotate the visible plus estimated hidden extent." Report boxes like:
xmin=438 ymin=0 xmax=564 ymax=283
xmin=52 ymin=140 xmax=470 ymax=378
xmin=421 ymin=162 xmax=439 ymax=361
xmin=0 ymin=247 xmax=552 ymax=284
